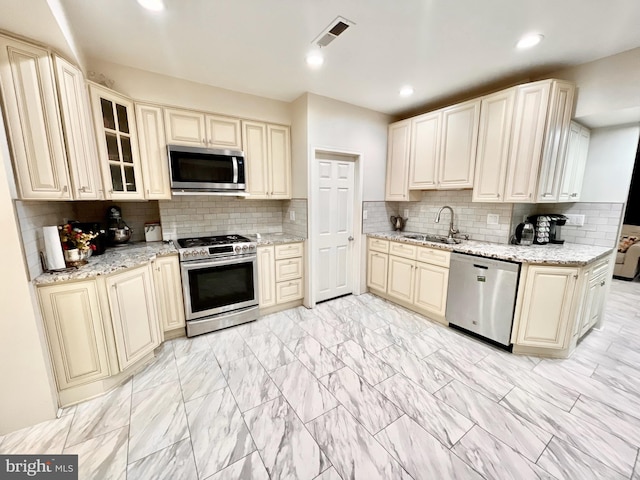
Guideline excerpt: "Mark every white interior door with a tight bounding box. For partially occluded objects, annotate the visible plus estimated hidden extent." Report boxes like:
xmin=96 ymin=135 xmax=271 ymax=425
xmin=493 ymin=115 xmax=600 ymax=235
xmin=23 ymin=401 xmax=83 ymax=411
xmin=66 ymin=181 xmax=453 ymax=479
xmin=314 ymin=157 xmax=355 ymax=302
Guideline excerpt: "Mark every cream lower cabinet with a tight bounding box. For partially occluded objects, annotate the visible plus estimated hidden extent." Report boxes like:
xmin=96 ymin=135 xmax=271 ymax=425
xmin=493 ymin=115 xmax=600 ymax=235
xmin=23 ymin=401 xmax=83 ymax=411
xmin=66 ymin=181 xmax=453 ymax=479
xmin=105 ymin=264 xmax=161 ymax=370
xmin=367 ymin=238 xmax=450 ymax=321
xmin=515 ymin=265 xmax=578 ymax=349
xmin=258 ymin=243 xmax=304 ymax=310
xmin=152 ymin=255 xmax=185 ymax=334
xmin=38 ymin=280 xmax=111 ymax=389
xmin=257 ymin=246 xmax=277 ymax=308
xmin=576 ymin=260 xmax=608 ymax=338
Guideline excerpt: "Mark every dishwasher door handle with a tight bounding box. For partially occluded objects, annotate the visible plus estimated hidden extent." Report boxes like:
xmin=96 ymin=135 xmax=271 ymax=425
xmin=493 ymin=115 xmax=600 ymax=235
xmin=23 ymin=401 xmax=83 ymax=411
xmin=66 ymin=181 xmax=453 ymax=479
xmin=473 ymin=264 xmax=489 ymax=270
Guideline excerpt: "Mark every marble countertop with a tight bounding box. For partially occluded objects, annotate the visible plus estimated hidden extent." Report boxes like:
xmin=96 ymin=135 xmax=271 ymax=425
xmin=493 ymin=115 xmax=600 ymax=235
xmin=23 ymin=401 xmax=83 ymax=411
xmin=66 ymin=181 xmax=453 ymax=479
xmin=368 ymin=231 xmax=613 ymax=266
xmin=33 ymin=241 xmax=178 ymax=285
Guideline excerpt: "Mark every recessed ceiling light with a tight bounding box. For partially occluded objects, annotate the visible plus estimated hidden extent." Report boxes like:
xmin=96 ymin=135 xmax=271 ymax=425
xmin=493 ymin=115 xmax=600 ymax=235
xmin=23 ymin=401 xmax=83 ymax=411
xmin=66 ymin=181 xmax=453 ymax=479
xmin=137 ymin=0 xmax=165 ymax=12
xmin=517 ymin=33 xmax=544 ymax=49
xmin=306 ymin=51 xmax=324 ymax=69
xmin=399 ymin=85 xmax=414 ymax=97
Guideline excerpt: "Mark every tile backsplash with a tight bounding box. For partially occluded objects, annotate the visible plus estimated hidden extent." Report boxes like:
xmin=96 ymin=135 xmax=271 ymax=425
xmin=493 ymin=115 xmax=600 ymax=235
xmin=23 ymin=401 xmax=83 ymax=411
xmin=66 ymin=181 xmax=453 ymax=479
xmin=158 ymin=195 xmax=285 ymax=239
xmin=392 ymin=190 xmax=514 ymax=243
xmin=74 ymin=201 xmax=161 ymax=242
xmin=282 ymin=199 xmax=308 ymax=238
xmin=362 ymin=201 xmax=400 ymax=233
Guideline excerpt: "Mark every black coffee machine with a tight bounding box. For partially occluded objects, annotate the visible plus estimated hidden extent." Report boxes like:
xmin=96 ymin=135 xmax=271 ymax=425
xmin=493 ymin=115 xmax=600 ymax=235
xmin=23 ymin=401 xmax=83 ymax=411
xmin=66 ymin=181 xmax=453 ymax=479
xmin=527 ymin=214 xmax=568 ymax=245
xmin=548 ymin=214 xmax=568 ymax=244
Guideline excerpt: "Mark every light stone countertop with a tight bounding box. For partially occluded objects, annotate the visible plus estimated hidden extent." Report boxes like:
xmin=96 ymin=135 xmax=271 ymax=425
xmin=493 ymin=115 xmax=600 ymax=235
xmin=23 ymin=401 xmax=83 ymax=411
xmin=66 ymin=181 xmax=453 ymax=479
xmin=33 ymin=241 xmax=178 ymax=285
xmin=368 ymin=231 xmax=613 ymax=266
xmin=247 ymin=233 xmax=306 ymax=245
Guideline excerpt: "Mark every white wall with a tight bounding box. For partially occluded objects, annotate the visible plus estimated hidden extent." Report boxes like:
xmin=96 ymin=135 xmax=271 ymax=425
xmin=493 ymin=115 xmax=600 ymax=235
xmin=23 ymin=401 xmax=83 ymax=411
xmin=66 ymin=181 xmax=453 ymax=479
xmin=0 ymin=139 xmax=57 ymax=435
xmin=581 ymin=125 xmax=640 ymax=203
xmin=86 ymin=58 xmax=292 ymax=125
xmin=290 ymin=94 xmax=309 ymax=199
xmin=545 ymin=47 xmax=640 ymax=128
xmin=307 ymin=94 xmax=390 ymax=202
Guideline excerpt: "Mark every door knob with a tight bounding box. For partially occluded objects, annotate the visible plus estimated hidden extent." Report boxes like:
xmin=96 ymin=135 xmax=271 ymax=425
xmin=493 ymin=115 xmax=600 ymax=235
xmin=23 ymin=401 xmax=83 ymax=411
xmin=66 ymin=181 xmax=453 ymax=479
xmin=348 ymin=236 xmax=354 ymax=241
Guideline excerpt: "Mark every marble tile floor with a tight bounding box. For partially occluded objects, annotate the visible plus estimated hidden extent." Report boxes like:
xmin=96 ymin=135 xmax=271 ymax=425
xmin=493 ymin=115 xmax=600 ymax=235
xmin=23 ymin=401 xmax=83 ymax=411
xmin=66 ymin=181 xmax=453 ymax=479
xmin=2 ymin=279 xmax=640 ymax=479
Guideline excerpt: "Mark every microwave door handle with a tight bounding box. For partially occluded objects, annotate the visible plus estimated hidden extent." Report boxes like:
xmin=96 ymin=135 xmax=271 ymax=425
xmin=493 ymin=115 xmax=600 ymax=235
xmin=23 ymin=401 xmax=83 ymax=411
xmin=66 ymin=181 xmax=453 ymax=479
xmin=232 ymin=157 xmax=238 ymax=184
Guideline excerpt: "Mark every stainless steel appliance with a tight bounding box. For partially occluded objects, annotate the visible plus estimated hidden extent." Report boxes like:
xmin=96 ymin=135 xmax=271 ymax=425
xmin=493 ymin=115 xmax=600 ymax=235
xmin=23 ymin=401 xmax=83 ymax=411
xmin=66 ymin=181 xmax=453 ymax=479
xmin=106 ymin=205 xmax=133 ymax=246
xmin=446 ymin=253 xmax=520 ymax=348
xmin=176 ymin=234 xmax=258 ymax=337
xmin=168 ymin=145 xmax=246 ymax=194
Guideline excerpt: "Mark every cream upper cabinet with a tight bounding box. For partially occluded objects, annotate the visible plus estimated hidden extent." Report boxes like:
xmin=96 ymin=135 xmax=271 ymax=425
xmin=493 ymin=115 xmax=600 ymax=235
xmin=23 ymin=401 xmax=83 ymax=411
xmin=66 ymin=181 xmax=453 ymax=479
xmin=472 ymin=88 xmax=516 ymax=202
xmin=54 ymin=56 xmax=102 ymax=200
xmin=438 ymin=99 xmax=480 ymax=189
xmin=135 ymin=103 xmax=171 ymax=199
xmin=257 ymin=245 xmax=277 ymax=308
xmin=38 ymin=280 xmax=111 ymax=390
xmin=206 ymin=115 xmax=242 ymax=150
xmin=386 ymin=120 xmax=419 ymax=201
xmin=105 ymin=264 xmax=161 ymax=370
xmin=164 ymin=108 xmax=241 ymax=150
xmin=558 ymin=121 xmax=590 ymax=202
xmin=0 ymin=36 xmax=71 ymax=199
xmin=268 ymin=124 xmax=291 ymax=198
xmin=242 ymin=121 xmax=291 ymax=199
xmin=243 ymin=121 xmax=269 ymax=197
xmin=89 ymin=83 xmax=145 ymax=200
xmin=503 ymin=81 xmax=552 ymax=202
xmin=536 ymin=81 xmax=576 ymax=202
xmin=163 ymin=108 xmax=206 ymax=146
xmin=408 ymin=111 xmax=440 ymax=189
xmin=152 ymin=255 xmax=185 ymax=334
xmin=515 ymin=265 xmax=578 ymax=349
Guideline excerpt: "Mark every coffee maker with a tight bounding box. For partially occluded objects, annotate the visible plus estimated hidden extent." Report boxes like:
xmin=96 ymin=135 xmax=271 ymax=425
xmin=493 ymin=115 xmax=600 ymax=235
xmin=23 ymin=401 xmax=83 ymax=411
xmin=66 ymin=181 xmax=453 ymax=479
xmin=548 ymin=214 xmax=568 ymax=244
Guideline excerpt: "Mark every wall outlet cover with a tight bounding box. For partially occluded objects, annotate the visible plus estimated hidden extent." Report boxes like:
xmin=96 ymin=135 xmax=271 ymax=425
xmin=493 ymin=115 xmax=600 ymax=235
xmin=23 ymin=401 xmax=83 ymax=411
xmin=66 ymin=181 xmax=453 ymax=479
xmin=487 ymin=214 xmax=499 ymax=225
xmin=363 ymin=210 xmax=368 ymax=220
xmin=290 ymin=210 xmax=295 ymax=221
xmin=565 ymin=214 xmax=585 ymax=226
xmin=404 ymin=209 xmax=409 ymax=218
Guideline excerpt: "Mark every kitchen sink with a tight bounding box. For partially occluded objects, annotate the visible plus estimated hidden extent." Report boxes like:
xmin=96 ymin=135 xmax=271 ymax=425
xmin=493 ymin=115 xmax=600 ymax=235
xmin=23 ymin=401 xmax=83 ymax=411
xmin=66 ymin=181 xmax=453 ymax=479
xmin=402 ymin=233 xmax=462 ymax=244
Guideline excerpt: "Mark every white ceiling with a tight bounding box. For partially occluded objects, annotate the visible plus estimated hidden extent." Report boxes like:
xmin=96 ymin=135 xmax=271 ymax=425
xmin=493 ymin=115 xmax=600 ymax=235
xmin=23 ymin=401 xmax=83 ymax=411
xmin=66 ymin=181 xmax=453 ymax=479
xmin=57 ymin=0 xmax=640 ymax=116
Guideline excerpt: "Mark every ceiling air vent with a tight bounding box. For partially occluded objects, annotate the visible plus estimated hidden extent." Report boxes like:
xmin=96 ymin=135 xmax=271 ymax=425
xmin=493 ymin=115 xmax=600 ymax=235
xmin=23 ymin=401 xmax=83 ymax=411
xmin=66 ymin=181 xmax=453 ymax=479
xmin=313 ymin=16 xmax=355 ymax=48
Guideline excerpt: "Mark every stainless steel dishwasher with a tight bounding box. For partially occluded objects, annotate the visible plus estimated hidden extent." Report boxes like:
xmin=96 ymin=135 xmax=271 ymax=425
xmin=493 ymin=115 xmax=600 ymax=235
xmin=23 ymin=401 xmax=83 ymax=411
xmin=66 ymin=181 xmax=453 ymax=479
xmin=446 ymin=253 xmax=520 ymax=347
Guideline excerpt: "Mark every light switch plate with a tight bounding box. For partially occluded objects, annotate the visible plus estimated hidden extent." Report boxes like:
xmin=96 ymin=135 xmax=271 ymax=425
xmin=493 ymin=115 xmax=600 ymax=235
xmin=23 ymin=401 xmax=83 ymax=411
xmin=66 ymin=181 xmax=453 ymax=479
xmin=404 ymin=209 xmax=409 ymax=218
xmin=290 ymin=210 xmax=295 ymax=221
xmin=363 ymin=210 xmax=368 ymax=220
xmin=487 ymin=214 xmax=499 ymax=225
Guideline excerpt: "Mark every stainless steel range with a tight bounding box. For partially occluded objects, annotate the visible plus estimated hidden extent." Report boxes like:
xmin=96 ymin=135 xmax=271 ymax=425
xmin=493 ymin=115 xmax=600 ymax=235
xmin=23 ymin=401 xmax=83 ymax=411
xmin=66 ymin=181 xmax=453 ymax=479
xmin=175 ymin=234 xmax=258 ymax=337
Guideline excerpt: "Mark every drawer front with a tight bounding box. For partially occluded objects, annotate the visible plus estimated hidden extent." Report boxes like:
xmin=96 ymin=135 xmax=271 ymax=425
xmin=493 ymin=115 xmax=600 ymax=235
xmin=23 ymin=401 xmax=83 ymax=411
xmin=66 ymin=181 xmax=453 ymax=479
xmin=389 ymin=241 xmax=417 ymax=260
xmin=416 ymin=246 xmax=450 ymax=268
xmin=275 ymin=242 xmax=303 ymax=260
xmin=276 ymin=278 xmax=303 ymax=303
xmin=368 ymin=237 xmax=389 ymax=254
xmin=591 ymin=259 xmax=608 ymax=278
xmin=276 ymin=257 xmax=303 ymax=282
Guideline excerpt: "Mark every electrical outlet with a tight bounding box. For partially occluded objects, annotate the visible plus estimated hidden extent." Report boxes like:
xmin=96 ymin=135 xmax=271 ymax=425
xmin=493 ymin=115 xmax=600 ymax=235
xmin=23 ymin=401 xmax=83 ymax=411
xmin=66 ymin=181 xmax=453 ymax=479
xmin=564 ymin=214 xmax=585 ymax=226
xmin=363 ymin=210 xmax=368 ymax=220
xmin=404 ymin=209 xmax=409 ymax=218
xmin=290 ymin=210 xmax=295 ymax=221
xmin=487 ymin=214 xmax=499 ymax=225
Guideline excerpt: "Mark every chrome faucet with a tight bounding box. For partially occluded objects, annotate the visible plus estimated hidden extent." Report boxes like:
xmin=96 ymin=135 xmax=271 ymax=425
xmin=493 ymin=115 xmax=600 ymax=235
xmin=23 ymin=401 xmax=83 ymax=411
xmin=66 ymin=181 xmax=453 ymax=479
xmin=434 ymin=206 xmax=458 ymax=239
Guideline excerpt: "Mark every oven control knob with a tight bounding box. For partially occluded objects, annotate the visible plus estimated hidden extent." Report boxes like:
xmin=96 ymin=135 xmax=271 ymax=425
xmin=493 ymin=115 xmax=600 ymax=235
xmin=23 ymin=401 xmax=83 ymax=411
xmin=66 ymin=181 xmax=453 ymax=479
xmin=249 ymin=244 xmax=255 ymax=251
xmin=200 ymin=249 xmax=207 ymax=256
xmin=235 ymin=246 xmax=241 ymax=253
xmin=184 ymin=251 xmax=191 ymax=258
xmin=242 ymin=245 xmax=248 ymax=252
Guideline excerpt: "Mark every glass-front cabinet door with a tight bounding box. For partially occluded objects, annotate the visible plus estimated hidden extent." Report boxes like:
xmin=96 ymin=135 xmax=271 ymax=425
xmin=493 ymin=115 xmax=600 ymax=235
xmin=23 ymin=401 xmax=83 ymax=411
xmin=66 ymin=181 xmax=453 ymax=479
xmin=88 ymin=83 xmax=144 ymax=199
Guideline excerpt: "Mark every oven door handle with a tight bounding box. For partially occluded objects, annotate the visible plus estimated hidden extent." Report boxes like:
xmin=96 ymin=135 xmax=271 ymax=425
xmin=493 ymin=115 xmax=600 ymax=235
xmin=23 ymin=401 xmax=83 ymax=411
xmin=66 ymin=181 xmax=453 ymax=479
xmin=181 ymin=254 xmax=256 ymax=271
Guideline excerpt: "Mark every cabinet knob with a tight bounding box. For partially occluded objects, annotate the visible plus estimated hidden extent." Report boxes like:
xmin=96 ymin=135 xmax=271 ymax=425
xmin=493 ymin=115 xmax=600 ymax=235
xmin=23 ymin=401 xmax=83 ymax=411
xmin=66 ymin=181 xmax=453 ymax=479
xmin=62 ymin=185 xmax=68 ymax=193
xmin=600 ymin=280 xmax=605 ymax=287
xmin=202 ymin=138 xmax=206 ymax=144
xmin=79 ymin=186 xmax=88 ymax=193
xmin=571 ymin=193 xmax=578 ymax=197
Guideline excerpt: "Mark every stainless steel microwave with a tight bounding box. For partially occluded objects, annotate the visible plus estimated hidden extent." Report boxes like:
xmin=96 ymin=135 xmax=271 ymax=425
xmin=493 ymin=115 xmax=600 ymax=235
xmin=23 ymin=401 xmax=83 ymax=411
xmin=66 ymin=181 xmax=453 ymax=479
xmin=168 ymin=145 xmax=246 ymax=194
